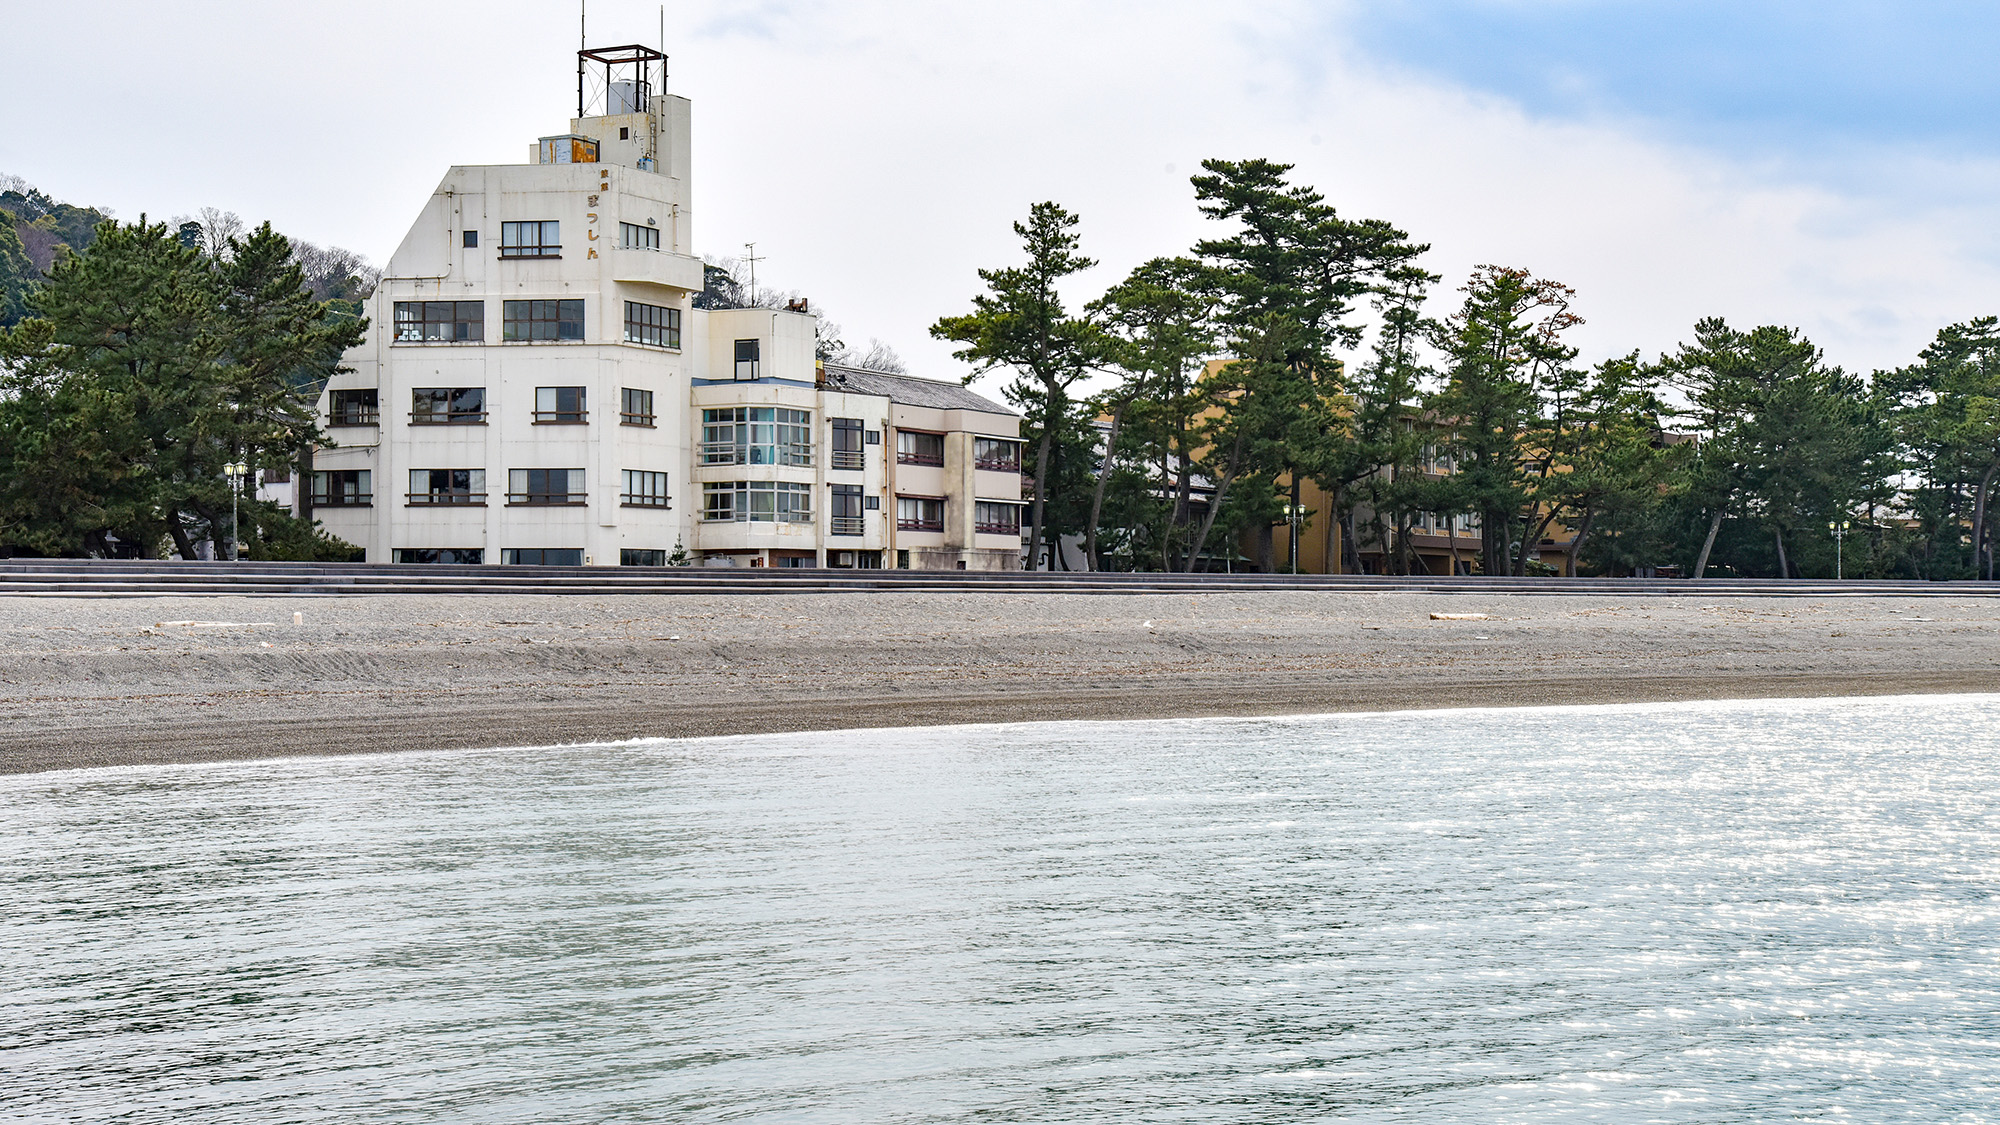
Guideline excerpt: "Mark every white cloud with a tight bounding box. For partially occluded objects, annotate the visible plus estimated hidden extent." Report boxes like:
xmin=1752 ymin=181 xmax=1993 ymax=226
xmin=5 ymin=0 xmax=1997 ymax=381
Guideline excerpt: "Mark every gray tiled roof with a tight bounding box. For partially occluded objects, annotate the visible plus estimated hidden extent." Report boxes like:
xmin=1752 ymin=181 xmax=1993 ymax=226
xmin=822 ymin=364 xmax=1015 ymax=415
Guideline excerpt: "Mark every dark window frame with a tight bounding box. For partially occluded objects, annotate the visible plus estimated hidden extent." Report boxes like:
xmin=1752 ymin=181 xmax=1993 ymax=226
xmin=310 ymin=469 xmax=372 ymax=507
xmin=502 ymin=548 xmax=584 ymax=566
xmin=623 ymin=300 xmax=681 ymax=349
xmin=406 ymin=468 xmax=487 ymax=507
xmin=533 ymin=386 xmax=588 ymax=424
xmin=620 ymin=387 xmax=656 ymax=427
xmin=896 ymin=494 xmax=944 ymax=532
xmin=507 ymin=468 xmax=587 ymax=506
xmin=974 ymin=437 xmax=1023 ymax=473
xmin=975 ymin=500 xmax=1023 ymax=536
xmin=621 ymin=469 xmax=671 ymax=509
xmin=328 ymin=388 xmax=378 ymax=426
xmin=392 ymin=300 xmax=484 ymax=343
xmin=499 ymin=220 xmax=561 ymax=259
xmin=410 ymin=387 xmax=487 ymax=425
xmin=897 ymin=430 xmax=945 ymax=467
xmin=394 ymin=548 xmax=484 ymax=565
xmin=503 ymin=299 xmax=585 ymax=342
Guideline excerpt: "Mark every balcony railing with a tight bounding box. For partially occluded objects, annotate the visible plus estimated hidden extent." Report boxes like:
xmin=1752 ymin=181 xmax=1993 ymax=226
xmin=703 ymin=510 xmax=814 ymax=523
xmin=898 ymin=517 xmax=944 ymax=532
xmin=506 ymin=492 xmax=588 ymax=505
xmin=329 ymin=409 xmax=379 ymax=426
xmin=312 ymin=493 xmax=374 ymax=507
xmin=974 ymin=458 xmax=1022 ymax=473
xmin=410 ymin=412 xmax=487 ymax=424
xmin=620 ymin=412 xmax=656 ymax=427
xmin=975 ymin=521 xmax=1021 ymax=536
xmin=621 ymin=495 xmax=672 ymax=509
xmin=532 ymin=410 xmax=588 ymax=424
xmin=407 ymin=492 xmax=487 ymax=506
xmin=700 ymin=441 xmax=815 ymax=467
xmin=829 ymin=516 xmax=865 ymax=536
xmin=897 ymin=451 xmax=943 ymax=466
xmin=830 ymin=449 xmax=866 ymax=471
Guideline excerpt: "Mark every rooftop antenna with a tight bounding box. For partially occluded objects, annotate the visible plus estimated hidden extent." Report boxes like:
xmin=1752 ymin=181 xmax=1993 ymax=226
xmin=742 ymin=242 xmax=763 ymax=307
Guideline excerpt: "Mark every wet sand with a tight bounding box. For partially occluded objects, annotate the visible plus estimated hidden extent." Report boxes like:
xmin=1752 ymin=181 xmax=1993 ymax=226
xmin=3 ymin=591 xmax=1996 ymax=774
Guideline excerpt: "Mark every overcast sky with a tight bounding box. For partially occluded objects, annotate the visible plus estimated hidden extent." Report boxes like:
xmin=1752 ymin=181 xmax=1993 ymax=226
xmin=6 ymin=1 xmax=2000 ymax=386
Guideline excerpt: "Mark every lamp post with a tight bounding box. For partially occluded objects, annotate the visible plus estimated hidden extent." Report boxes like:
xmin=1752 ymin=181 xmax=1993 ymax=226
xmin=224 ymin=462 xmax=250 ymax=561
xmin=1828 ymin=519 xmax=1850 ymax=579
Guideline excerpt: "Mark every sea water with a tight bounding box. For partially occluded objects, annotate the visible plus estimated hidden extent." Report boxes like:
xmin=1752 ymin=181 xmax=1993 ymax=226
xmin=4 ymin=696 xmax=2000 ymax=1123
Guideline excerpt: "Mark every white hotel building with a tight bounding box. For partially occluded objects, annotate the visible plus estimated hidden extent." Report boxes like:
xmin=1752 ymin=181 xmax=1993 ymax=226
xmin=310 ymin=45 xmax=1025 ymax=570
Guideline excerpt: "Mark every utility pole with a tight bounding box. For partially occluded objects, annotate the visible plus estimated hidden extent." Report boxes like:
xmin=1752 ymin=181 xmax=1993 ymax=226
xmin=742 ymin=242 xmax=762 ymax=307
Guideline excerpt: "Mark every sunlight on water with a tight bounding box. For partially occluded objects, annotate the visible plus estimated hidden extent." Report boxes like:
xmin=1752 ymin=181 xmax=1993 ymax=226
xmin=5 ymin=695 xmax=2000 ymax=1123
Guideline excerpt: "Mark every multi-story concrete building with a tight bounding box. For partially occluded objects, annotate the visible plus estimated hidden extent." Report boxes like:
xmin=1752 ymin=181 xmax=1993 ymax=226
xmin=310 ymin=45 xmax=1024 ymax=570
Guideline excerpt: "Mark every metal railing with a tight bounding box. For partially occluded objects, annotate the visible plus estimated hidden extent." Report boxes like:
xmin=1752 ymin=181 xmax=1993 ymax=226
xmin=312 ymin=493 xmax=374 ymax=507
xmin=407 ymin=492 xmax=487 ymax=506
xmin=329 ymin=410 xmax=379 ymax=426
xmin=409 ymin=412 xmax=487 ymax=424
xmin=829 ymin=516 xmax=865 ymax=536
xmin=505 ymin=492 xmax=588 ymax=505
xmin=831 ymin=449 xmax=866 ymax=471
xmin=898 ymin=518 xmax=944 ymax=532
xmin=532 ymin=411 xmax=588 ymax=424
xmin=897 ymin=451 xmax=943 ymax=466
xmin=700 ymin=442 xmax=815 ymax=467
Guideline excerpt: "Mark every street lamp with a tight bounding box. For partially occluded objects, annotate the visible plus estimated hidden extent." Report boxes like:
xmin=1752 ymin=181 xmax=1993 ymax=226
xmin=1828 ymin=519 xmax=1850 ymax=580
xmin=224 ymin=462 xmax=250 ymax=561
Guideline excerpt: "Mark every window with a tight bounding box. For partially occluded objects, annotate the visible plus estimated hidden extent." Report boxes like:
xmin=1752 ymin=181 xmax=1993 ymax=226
xmin=310 ymin=470 xmax=371 ymax=507
xmin=975 ymin=501 xmax=1022 ymax=536
xmin=624 ymin=301 xmax=680 ymax=348
xmin=620 ymin=387 xmax=655 ymax=426
xmin=830 ymin=417 xmax=864 ymax=470
xmin=407 ymin=469 xmax=486 ymax=506
xmin=622 ymin=549 xmax=666 ymax=567
xmin=829 ymin=483 xmax=864 ymax=536
xmin=502 ymin=548 xmax=583 ymax=566
xmin=500 ymin=220 xmax=560 ymax=258
xmin=733 ymin=338 xmax=761 ymax=381
xmin=865 ymin=495 xmax=881 ymax=510
xmin=827 ymin=550 xmax=881 ymax=569
xmin=620 ymin=222 xmax=659 ymax=250
xmin=394 ymin=548 xmax=483 ymax=564
xmin=974 ymin=437 xmax=1022 ymax=472
xmin=701 ymin=407 xmax=813 ymax=466
xmin=702 ymin=481 xmax=813 ymax=523
xmin=503 ymin=299 xmax=584 ymax=341
xmin=508 ymin=468 xmax=586 ymax=505
xmin=619 ymin=126 xmax=630 ymax=140
xmin=897 ymin=431 xmax=944 ymax=466
xmin=463 ymin=230 xmax=479 ymax=248
xmin=622 ymin=470 xmax=670 ymax=508
xmin=534 ymin=386 xmax=587 ymax=424
xmin=393 ymin=301 xmax=483 ymax=343
xmin=897 ymin=496 xmax=944 ymax=531
xmin=328 ymin=389 xmax=378 ymax=426
xmin=411 ymin=387 xmax=485 ymax=424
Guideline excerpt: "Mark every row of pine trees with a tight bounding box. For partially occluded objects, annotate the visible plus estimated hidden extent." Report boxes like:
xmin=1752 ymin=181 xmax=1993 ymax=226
xmin=932 ymin=159 xmax=2000 ymax=580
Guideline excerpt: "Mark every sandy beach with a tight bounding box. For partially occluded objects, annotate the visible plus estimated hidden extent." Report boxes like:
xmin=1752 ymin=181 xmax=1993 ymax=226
xmin=2 ymin=590 xmax=1996 ymax=774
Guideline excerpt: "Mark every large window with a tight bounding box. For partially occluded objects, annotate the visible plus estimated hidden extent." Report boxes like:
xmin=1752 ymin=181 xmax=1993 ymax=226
xmin=897 ymin=430 xmax=944 ymax=466
xmin=328 ymin=389 xmax=378 ymax=426
xmin=502 ymin=299 xmax=584 ymax=341
xmin=620 ymin=222 xmax=660 ymax=250
xmin=830 ymin=417 xmax=864 ymax=470
xmin=392 ymin=300 xmax=483 ymax=342
xmin=507 ymin=468 xmax=586 ymax=505
xmin=702 ymin=481 xmax=813 ymax=523
xmin=411 ymin=387 xmax=485 ymax=424
xmin=829 ymin=483 xmax=864 ymax=536
xmin=733 ymin=338 xmax=760 ymax=381
xmin=975 ymin=501 xmax=1022 ymax=536
xmin=974 ymin=437 xmax=1022 ymax=472
xmin=622 ymin=470 xmax=670 ymax=508
xmin=624 ymin=301 xmax=681 ymax=348
xmin=407 ymin=469 xmax=486 ymax=506
xmin=394 ymin=548 xmax=483 ymax=564
xmin=533 ymin=386 xmax=587 ymax=424
xmin=897 ymin=495 xmax=944 ymax=532
xmin=502 ymin=548 xmax=583 ymax=566
xmin=500 ymin=220 xmax=560 ymax=258
xmin=701 ymin=407 xmax=813 ymax=466
xmin=622 ymin=549 xmax=667 ymax=566
xmin=310 ymin=470 xmax=371 ymax=507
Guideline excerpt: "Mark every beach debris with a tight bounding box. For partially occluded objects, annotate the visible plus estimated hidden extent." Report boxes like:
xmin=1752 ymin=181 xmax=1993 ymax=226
xmin=1430 ymin=613 xmax=1490 ymax=621
xmin=293 ymin=612 xmax=303 ymax=626
xmin=1142 ymin=620 xmax=1154 ymax=628
xmin=259 ymin=642 xmax=272 ymax=648
xmin=1363 ymin=625 xmax=1384 ymax=630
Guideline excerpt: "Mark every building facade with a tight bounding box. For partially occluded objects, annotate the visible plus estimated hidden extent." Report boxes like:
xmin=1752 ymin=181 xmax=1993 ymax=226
xmin=310 ymin=46 xmax=1023 ymax=569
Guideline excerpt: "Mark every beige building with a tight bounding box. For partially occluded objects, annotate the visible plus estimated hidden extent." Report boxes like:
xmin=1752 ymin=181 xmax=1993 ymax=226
xmin=309 ymin=45 xmax=1022 ymax=570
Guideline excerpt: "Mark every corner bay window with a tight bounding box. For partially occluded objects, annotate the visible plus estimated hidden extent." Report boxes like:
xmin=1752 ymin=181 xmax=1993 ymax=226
xmin=621 ymin=469 xmax=670 ymax=508
xmin=503 ymin=548 xmax=583 ymax=566
xmin=703 ymin=481 xmax=813 ymax=523
xmin=500 ymin=220 xmax=560 ymax=258
xmin=975 ymin=501 xmax=1023 ymax=536
xmin=897 ymin=495 xmax=944 ymax=532
xmin=328 ymin=389 xmax=377 ymax=425
xmin=394 ymin=548 xmax=483 ymax=564
xmin=411 ymin=387 xmax=485 ymax=424
xmin=829 ymin=483 xmax=864 ymax=536
xmin=897 ymin=430 xmax=944 ymax=466
xmin=619 ymin=222 xmax=660 ymax=250
xmin=534 ymin=386 xmax=587 ymax=423
xmin=620 ymin=387 xmax=655 ymax=426
xmin=310 ymin=469 xmax=371 ymax=507
xmin=624 ymin=300 xmax=681 ymax=348
xmin=503 ymin=299 xmax=584 ymax=341
xmin=702 ymin=407 xmax=812 ymax=466
xmin=393 ymin=300 xmax=483 ymax=342
xmin=974 ymin=436 xmax=1022 ymax=472
xmin=830 ymin=417 xmax=864 ymax=470
xmin=407 ymin=469 xmax=485 ymax=506
xmin=508 ymin=468 xmax=586 ymax=505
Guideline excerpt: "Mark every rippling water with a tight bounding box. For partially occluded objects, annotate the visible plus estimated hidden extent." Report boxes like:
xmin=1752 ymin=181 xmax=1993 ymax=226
xmin=6 ymin=696 xmax=2000 ymax=1123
